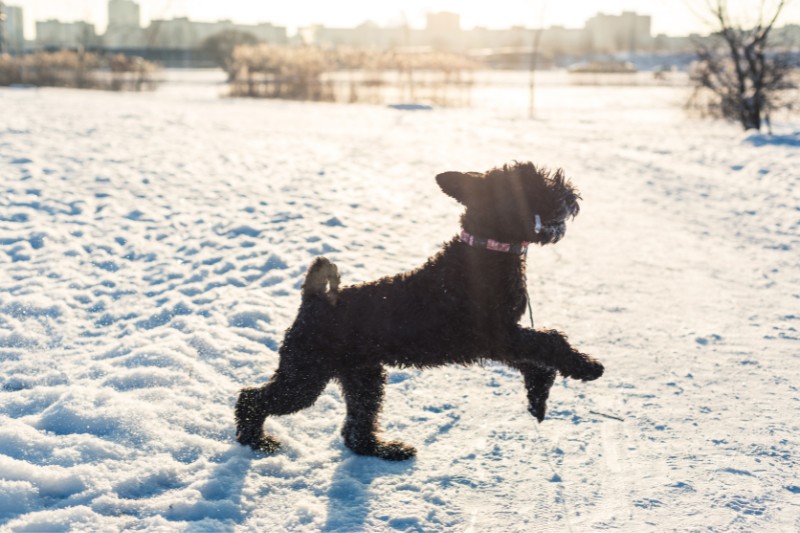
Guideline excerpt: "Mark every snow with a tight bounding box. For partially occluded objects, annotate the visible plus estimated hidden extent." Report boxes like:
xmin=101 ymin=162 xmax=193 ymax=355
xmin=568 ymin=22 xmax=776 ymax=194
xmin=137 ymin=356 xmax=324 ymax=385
xmin=1 ymin=71 xmax=799 ymax=531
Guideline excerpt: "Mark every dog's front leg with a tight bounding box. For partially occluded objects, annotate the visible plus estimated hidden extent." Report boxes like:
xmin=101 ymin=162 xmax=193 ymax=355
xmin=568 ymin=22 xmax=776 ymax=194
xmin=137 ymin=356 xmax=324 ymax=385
xmin=504 ymin=327 xmax=603 ymax=382
xmin=337 ymin=365 xmax=416 ymax=461
xmin=511 ymin=363 xmax=557 ymax=422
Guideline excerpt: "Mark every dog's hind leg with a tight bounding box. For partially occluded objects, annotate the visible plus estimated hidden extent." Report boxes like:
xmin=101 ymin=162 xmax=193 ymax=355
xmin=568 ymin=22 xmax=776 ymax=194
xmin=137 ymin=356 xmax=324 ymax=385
xmin=235 ymin=364 xmax=330 ymax=453
xmin=512 ymin=363 xmax=557 ymax=422
xmin=337 ymin=365 xmax=416 ymax=461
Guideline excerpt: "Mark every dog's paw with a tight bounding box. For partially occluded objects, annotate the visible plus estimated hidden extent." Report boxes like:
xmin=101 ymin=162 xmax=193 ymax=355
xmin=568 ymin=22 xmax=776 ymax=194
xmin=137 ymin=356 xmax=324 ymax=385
xmin=560 ymin=356 xmax=604 ymax=382
xmin=374 ymin=440 xmax=417 ymax=461
xmin=345 ymin=435 xmax=417 ymax=461
xmin=527 ymin=397 xmax=548 ymax=423
xmin=580 ymin=358 xmax=604 ymax=381
xmin=236 ymin=429 xmax=281 ymax=454
xmin=252 ymin=435 xmax=281 ymax=454
xmin=238 ymin=432 xmax=282 ymax=454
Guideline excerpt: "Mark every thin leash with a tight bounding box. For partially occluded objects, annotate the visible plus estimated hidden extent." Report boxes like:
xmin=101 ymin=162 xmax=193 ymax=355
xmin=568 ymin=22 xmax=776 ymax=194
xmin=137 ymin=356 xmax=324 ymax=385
xmin=524 ymin=248 xmax=535 ymax=329
xmin=458 ymin=229 xmax=536 ymax=328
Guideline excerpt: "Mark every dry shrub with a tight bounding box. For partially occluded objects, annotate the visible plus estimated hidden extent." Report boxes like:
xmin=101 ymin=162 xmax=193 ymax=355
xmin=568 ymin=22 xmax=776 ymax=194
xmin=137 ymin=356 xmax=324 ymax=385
xmin=228 ymin=45 xmax=477 ymax=106
xmin=107 ymin=54 xmax=160 ymax=91
xmin=384 ymin=50 xmax=477 ymax=107
xmin=0 ymin=51 xmax=159 ymax=91
xmin=230 ymin=45 xmax=336 ymax=100
xmin=0 ymin=55 xmax=21 ymax=86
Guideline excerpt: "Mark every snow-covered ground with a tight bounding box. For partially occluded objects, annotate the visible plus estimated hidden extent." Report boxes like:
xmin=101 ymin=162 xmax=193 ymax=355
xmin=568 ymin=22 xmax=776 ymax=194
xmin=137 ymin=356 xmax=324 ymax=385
xmin=1 ymin=72 xmax=798 ymax=531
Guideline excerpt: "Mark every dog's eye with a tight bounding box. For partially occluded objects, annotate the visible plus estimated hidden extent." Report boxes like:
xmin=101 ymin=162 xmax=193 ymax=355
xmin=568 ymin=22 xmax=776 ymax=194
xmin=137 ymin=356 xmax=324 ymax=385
xmin=550 ymin=204 xmax=572 ymax=222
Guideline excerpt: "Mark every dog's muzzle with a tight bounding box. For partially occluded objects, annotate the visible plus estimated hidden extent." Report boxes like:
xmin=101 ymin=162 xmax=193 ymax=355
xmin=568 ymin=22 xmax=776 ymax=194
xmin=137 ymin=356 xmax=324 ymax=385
xmin=534 ymin=214 xmax=567 ymax=243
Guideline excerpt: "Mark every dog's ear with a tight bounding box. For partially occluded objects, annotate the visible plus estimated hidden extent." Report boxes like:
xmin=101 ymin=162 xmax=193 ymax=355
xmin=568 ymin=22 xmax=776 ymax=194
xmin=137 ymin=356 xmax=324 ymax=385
xmin=436 ymin=171 xmax=484 ymax=205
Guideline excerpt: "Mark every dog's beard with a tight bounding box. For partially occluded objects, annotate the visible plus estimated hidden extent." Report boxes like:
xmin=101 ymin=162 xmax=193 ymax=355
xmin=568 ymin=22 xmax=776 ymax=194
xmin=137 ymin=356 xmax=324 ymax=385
xmin=534 ymin=194 xmax=576 ymax=244
xmin=538 ymin=221 xmax=566 ymax=244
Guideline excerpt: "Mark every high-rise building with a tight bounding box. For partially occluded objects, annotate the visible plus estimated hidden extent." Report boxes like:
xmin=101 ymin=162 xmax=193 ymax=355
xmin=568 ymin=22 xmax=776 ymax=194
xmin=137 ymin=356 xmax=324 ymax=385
xmin=585 ymin=11 xmax=651 ymax=53
xmin=105 ymin=0 xmax=144 ymax=48
xmin=108 ymin=0 xmax=139 ymax=29
xmin=146 ymin=17 xmax=288 ymax=49
xmin=36 ymin=19 xmax=100 ymax=49
xmin=2 ymin=4 xmax=25 ymax=54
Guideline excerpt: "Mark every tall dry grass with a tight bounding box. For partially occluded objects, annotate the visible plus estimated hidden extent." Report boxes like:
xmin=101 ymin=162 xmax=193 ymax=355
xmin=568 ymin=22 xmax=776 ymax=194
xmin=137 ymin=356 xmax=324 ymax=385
xmin=229 ymin=45 xmax=336 ymax=100
xmin=228 ymin=45 xmax=477 ymax=106
xmin=0 ymin=51 xmax=160 ymax=91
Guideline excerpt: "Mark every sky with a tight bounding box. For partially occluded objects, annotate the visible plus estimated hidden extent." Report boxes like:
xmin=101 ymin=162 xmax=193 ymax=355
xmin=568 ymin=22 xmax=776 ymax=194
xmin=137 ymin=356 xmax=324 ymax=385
xmin=8 ymin=0 xmax=800 ymax=40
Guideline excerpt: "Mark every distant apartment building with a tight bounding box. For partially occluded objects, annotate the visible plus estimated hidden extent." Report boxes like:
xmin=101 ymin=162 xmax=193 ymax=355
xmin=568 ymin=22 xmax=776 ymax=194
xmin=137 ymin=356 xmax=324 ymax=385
xmin=301 ymin=12 xmax=466 ymax=51
xmin=105 ymin=0 xmax=144 ymax=48
xmin=2 ymin=4 xmax=25 ymax=53
xmin=468 ymin=25 xmax=589 ymax=68
xmin=469 ymin=26 xmax=534 ymax=50
xmin=109 ymin=0 xmax=139 ymax=27
xmin=301 ymin=21 xmax=405 ymax=49
xmin=300 ymin=11 xmax=657 ymax=55
xmin=147 ymin=17 xmax=287 ymax=49
xmin=585 ymin=11 xmax=651 ymax=53
xmin=652 ymin=33 xmax=693 ymax=53
xmin=24 ymin=8 xmax=717 ymax=59
xmin=36 ymin=19 xmax=100 ymax=49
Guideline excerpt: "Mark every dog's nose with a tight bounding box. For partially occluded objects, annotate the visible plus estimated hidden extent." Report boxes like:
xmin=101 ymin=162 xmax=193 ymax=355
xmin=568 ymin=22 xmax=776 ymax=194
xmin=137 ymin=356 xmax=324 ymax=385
xmin=544 ymin=222 xmax=566 ymax=243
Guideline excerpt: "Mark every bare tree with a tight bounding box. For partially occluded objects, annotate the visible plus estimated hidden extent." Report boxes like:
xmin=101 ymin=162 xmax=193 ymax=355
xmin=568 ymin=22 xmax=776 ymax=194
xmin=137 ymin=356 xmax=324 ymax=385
xmin=691 ymin=0 xmax=797 ymax=131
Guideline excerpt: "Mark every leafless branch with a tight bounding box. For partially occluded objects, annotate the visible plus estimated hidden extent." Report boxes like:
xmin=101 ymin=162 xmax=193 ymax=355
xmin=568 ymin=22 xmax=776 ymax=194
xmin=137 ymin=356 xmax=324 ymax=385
xmin=690 ymin=0 xmax=796 ymax=130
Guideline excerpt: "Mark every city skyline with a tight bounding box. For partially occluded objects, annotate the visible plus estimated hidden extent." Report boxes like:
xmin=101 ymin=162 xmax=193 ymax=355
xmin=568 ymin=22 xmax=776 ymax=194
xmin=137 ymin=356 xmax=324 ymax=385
xmin=9 ymin=0 xmax=800 ymax=40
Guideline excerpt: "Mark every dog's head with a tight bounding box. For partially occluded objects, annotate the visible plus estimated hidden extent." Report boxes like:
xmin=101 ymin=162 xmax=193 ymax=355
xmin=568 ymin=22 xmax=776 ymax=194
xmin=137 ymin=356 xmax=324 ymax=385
xmin=436 ymin=161 xmax=580 ymax=245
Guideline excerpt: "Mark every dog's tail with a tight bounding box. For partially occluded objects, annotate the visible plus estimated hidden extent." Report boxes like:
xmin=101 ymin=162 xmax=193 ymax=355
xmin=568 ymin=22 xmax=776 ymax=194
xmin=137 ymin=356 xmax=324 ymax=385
xmin=302 ymin=257 xmax=340 ymax=305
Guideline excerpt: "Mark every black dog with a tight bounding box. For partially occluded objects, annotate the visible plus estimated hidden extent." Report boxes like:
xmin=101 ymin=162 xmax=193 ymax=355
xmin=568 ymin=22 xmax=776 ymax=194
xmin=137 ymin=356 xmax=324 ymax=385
xmin=236 ymin=162 xmax=603 ymax=460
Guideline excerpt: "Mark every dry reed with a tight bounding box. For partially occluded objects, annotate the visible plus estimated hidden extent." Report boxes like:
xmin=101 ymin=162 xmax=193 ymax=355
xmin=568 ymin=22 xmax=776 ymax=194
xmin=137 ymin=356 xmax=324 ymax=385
xmin=228 ymin=45 xmax=477 ymax=106
xmin=0 ymin=51 xmax=159 ymax=91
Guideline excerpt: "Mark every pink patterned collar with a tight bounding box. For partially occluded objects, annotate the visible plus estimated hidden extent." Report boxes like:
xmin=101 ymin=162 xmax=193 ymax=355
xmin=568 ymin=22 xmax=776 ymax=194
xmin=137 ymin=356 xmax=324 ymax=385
xmin=459 ymin=230 xmax=529 ymax=255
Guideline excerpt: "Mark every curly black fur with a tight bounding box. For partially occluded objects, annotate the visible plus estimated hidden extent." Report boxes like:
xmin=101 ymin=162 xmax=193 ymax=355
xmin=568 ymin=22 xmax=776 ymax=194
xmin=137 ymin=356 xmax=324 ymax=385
xmin=235 ymin=161 xmax=603 ymax=460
